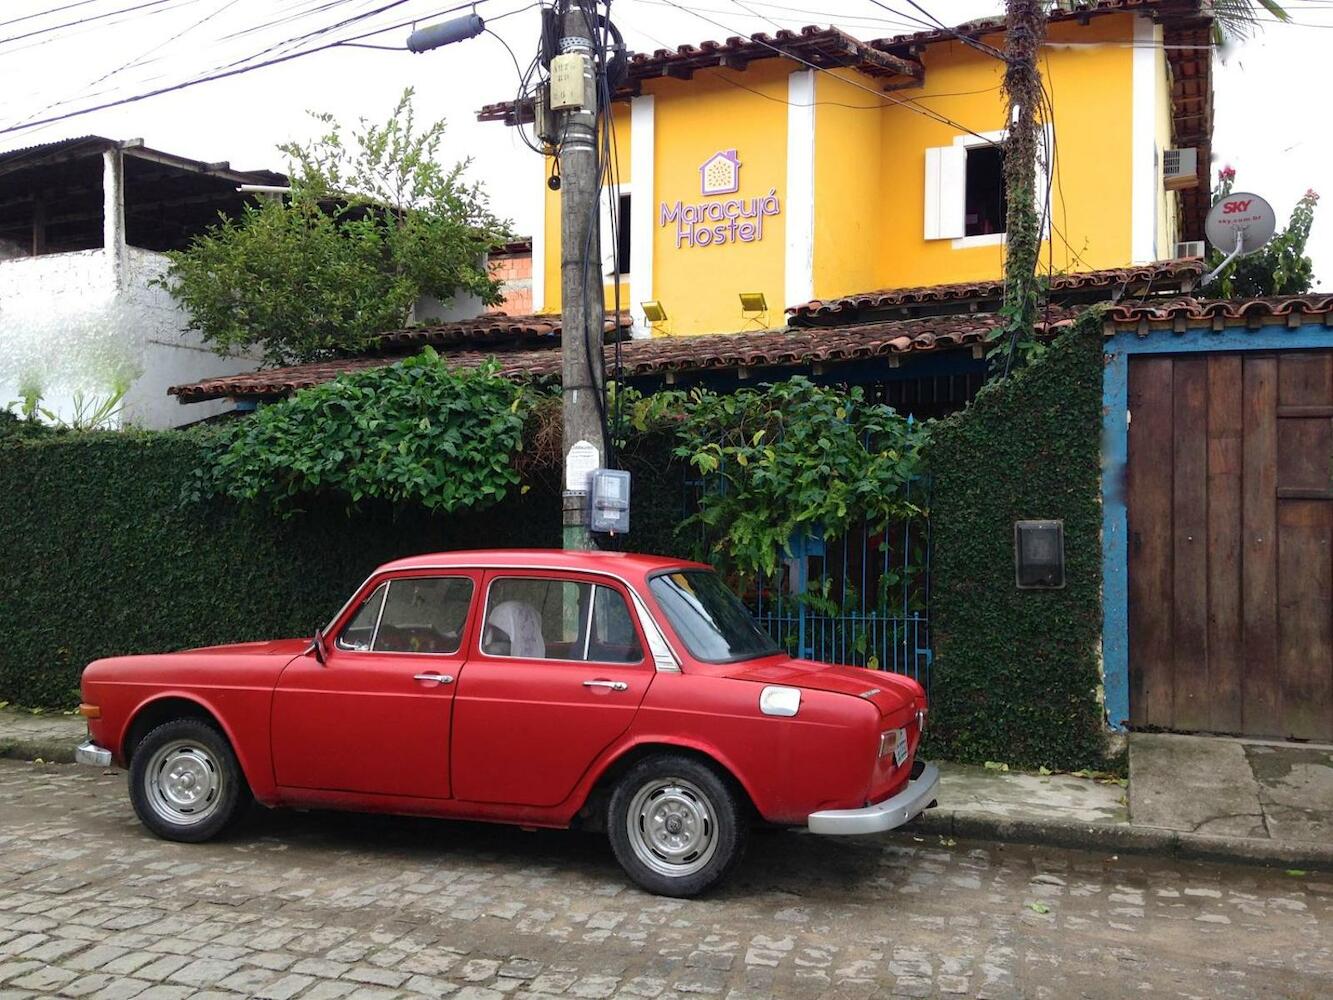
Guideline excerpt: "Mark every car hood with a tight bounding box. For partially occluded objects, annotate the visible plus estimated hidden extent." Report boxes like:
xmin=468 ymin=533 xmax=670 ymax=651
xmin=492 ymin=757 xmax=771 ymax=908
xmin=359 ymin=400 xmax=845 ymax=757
xmin=724 ymin=657 xmax=923 ymax=717
xmin=182 ymin=638 xmax=313 ymax=656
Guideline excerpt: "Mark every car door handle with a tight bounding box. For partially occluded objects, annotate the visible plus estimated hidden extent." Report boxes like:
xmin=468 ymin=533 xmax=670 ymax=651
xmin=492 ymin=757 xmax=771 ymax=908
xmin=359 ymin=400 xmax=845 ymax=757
xmin=413 ymin=672 xmax=454 ymax=685
xmin=583 ymin=679 xmax=628 ymax=691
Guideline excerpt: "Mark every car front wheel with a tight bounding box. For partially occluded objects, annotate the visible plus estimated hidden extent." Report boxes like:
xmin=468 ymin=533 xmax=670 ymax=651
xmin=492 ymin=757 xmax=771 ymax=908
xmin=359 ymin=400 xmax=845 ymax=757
xmin=129 ymin=718 xmax=250 ymax=843
xmin=607 ymin=753 xmax=748 ymax=897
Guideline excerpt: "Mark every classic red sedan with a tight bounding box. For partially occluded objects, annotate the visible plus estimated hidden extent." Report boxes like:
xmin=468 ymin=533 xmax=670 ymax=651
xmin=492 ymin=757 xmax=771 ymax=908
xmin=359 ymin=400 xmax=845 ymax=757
xmin=77 ymin=550 xmax=937 ymax=896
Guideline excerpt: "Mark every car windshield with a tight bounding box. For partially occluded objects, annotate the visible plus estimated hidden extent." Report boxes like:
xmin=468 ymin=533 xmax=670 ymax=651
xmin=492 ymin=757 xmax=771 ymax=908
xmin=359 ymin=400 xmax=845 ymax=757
xmin=649 ymin=570 xmax=780 ymax=663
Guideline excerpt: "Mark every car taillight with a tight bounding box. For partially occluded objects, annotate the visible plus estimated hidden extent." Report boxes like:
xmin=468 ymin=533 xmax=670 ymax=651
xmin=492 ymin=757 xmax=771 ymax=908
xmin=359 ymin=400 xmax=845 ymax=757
xmin=915 ymin=707 xmax=927 ymax=735
xmin=878 ymin=730 xmax=894 ymax=759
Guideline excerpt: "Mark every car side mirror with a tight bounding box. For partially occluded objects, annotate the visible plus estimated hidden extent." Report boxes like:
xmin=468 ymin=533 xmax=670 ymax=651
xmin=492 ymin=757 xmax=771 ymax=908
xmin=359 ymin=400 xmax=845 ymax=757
xmin=309 ymin=628 xmax=329 ymax=665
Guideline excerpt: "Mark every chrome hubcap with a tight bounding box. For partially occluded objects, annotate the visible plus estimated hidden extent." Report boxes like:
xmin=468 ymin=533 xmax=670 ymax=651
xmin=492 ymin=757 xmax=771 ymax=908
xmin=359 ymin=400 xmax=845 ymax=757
xmin=626 ymin=777 xmax=718 ymax=878
xmin=144 ymin=741 xmax=221 ymax=826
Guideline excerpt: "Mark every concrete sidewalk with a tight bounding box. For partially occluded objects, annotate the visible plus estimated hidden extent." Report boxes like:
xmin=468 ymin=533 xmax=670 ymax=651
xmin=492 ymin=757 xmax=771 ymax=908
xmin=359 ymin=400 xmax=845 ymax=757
xmin=0 ymin=706 xmax=84 ymax=763
xmin=3 ymin=707 xmax=1329 ymax=871
xmin=911 ymin=733 xmax=1333 ymax=871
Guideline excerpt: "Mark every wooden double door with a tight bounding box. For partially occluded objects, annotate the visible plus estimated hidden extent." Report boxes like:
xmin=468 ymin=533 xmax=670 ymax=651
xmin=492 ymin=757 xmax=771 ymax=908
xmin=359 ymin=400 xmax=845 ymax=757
xmin=1128 ymin=350 xmax=1333 ymax=741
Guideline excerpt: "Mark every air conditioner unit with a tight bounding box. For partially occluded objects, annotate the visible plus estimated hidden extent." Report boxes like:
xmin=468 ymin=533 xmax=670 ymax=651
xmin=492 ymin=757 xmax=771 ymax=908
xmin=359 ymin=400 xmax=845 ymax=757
xmin=1175 ymin=240 xmax=1205 ymax=259
xmin=1163 ymin=148 xmax=1199 ymax=191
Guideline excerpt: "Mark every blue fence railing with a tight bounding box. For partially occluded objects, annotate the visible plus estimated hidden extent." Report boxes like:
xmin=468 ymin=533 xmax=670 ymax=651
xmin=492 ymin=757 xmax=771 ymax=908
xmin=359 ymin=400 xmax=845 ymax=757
xmin=685 ymin=470 xmax=933 ymax=688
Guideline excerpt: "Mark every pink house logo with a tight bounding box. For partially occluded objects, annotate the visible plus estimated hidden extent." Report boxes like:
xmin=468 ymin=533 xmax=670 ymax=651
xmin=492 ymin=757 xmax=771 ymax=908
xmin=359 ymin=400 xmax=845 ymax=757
xmin=700 ymin=150 xmax=740 ymax=195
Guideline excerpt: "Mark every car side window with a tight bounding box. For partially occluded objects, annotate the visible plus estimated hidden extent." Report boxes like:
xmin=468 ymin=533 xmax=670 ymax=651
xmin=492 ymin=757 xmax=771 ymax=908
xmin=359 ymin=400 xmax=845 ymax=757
xmin=372 ymin=577 xmax=474 ymax=654
xmin=336 ymin=582 xmax=386 ymax=651
xmin=481 ymin=577 xmax=643 ymax=664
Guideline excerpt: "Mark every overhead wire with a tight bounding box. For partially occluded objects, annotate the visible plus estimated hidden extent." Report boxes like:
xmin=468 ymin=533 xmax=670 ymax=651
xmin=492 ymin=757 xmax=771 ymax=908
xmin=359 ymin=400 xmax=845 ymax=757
xmin=0 ymin=0 xmax=522 ymax=137
xmin=655 ymin=0 xmax=1005 ymax=148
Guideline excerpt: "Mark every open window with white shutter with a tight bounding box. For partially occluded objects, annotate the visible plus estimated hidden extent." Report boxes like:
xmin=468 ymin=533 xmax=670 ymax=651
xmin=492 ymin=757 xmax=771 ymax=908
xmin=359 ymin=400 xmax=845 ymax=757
xmin=924 ymin=127 xmax=1052 ymax=246
xmin=600 ymin=187 xmax=631 ymax=277
xmin=923 ymin=145 xmax=966 ymax=240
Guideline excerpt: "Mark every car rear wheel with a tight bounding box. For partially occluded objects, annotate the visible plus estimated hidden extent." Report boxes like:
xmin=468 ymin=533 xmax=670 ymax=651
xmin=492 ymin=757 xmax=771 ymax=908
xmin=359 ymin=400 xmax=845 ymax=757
xmin=129 ymin=718 xmax=250 ymax=843
xmin=608 ymin=754 xmax=748 ymax=897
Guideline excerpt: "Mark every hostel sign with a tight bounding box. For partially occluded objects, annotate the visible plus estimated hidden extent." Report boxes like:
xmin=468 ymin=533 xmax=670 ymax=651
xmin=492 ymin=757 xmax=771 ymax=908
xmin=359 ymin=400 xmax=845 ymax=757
xmin=660 ymin=149 xmax=781 ymax=249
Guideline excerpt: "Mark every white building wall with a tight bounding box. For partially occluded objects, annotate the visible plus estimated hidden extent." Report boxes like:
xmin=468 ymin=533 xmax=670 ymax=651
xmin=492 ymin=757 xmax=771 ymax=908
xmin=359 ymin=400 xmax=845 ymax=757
xmin=0 ymin=246 xmax=264 ymax=429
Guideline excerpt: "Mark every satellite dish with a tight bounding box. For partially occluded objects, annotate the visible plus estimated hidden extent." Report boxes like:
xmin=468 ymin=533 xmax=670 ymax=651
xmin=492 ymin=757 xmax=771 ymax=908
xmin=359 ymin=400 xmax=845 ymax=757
xmin=1201 ymin=191 xmax=1277 ymax=287
xmin=1205 ymin=191 xmax=1276 ymax=256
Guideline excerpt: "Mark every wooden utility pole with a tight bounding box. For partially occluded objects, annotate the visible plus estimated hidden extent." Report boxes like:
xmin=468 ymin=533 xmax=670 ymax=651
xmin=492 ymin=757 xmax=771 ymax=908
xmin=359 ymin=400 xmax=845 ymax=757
xmin=557 ymin=0 xmax=608 ymax=550
xmin=1002 ymin=0 xmax=1047 ymax=335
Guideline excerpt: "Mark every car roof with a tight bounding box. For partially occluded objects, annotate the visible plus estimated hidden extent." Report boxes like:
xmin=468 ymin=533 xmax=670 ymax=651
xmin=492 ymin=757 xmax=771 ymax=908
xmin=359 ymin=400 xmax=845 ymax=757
xmin=377 ymin=549 xmax=712 ymax=576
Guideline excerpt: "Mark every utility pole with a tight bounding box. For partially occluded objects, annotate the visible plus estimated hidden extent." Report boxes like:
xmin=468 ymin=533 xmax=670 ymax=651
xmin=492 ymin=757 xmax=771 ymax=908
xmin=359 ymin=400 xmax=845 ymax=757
xmin=556 ymin=0 xmax=607 ymax=551
xmin=1002 ymin=0 xmax=1047 ymax=336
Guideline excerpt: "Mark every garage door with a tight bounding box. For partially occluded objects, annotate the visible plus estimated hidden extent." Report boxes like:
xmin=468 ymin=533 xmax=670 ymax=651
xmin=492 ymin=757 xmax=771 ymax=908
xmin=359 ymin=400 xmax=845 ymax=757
xmin=1127 ymin=350 xmax=1333 ymax=741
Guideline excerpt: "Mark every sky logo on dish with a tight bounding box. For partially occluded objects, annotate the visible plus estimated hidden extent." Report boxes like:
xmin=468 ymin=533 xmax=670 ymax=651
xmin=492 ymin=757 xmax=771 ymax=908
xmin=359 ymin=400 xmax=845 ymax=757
xmin=700 ymin=150 xmax=741 ymax=196
xmin=1222 ymin=199 xmax=1254 ymax=214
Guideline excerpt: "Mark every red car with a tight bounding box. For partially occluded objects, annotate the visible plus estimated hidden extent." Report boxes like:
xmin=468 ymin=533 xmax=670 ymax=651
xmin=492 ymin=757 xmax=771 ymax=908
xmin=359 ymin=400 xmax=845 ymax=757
xmin=77 ymin=550 xmax=937 ymax=896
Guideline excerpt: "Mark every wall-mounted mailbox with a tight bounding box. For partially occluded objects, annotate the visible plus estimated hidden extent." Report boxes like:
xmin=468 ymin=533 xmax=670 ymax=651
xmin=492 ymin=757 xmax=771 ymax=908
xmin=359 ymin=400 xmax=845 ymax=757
xmin=590 ymin=468 xmax=631 ymax=534
xmin=1014 ymin=519 xmax=1065 ymax=589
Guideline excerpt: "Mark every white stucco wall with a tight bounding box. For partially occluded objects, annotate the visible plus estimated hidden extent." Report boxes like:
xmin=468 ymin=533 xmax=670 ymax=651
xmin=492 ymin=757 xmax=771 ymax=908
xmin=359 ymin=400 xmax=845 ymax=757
xmin=0 ymin=246 xmax=264 ymax=429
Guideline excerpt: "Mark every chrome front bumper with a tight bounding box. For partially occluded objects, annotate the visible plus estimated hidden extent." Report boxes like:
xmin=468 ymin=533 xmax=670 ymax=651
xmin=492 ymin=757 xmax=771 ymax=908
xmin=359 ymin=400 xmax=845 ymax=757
xmin=807 ymin=762 xmax=940 ymax=835
xmin=74 ymin=740 xmax=112 ymax=767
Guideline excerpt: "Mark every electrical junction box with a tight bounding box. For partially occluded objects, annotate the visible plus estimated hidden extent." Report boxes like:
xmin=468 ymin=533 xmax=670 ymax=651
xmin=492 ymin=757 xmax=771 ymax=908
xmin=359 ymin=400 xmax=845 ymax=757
xmin=589 ymin=468 xmax=631 ymax=534
xmin=533 ymin=81 xmax=556 ymax=146
xmin=1014 ymin=519 xmax=1065 ymax=589
xmin=549 ymin=52 xmax=592 ymax=111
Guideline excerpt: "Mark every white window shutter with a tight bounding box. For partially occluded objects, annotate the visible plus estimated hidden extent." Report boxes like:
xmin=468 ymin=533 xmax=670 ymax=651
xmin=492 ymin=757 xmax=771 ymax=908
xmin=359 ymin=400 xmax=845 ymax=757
xmin=923 ymin=146 xmax=966 ymax=240
xmin=599 ymin=188 xmax=616 ymax=277
xmin=1034 ymin=125 xmax=1053 ymax=239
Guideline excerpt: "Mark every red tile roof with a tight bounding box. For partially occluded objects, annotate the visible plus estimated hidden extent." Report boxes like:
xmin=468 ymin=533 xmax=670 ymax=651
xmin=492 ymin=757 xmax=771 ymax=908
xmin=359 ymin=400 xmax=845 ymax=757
xmin=1105 ymin=294 xmax=1333 ymax=332
xmin=872 ymin=0 xmax=1202 ymax=51
xmin=477 ymin=26 xmax=923 ymax=124
xmin=373 ymin=312 xmax=630 ymax=352
xmin=789 ymin=259 xmax=1206 ymax=322
xmin=171 ymin=309 xmax=1070 ymax=404
xmin=172 ymin=293 xmax=1333 ymax=405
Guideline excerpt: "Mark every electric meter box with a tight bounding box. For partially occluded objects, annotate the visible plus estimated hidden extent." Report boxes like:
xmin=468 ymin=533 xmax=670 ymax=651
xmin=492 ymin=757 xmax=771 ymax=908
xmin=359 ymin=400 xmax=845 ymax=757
xmin=589 ymin=468 xmax=631 ymax=534
xmin=549 ymin=52 xmax=592 ymax=111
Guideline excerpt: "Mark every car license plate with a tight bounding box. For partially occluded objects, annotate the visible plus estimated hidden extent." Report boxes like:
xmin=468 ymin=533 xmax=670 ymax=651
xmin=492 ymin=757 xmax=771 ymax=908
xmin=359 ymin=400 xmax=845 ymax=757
xmin=892 ymin=728 xmax=908 ymax=767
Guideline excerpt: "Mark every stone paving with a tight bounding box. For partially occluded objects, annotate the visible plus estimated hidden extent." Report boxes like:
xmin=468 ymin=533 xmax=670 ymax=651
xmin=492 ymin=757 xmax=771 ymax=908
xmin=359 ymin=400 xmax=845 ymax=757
xmin=1 ymin=760 xmax=1331 ymax=1000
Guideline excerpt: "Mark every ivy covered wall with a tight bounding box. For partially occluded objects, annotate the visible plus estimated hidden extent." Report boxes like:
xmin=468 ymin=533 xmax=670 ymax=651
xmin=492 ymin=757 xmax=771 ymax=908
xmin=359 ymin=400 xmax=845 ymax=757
xmin=0 ymin=428 xmax=684 ymax=708
xmin=926 ymin=314 xmax=1110 ymax=770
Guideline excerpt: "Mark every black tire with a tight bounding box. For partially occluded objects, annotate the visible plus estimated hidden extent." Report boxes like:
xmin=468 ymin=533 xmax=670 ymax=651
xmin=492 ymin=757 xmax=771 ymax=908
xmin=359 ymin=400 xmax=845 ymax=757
xmin=607 ymin=753 xmax=748 ymax=897
xmin=128 ymin=718 xmax=251 ymax=843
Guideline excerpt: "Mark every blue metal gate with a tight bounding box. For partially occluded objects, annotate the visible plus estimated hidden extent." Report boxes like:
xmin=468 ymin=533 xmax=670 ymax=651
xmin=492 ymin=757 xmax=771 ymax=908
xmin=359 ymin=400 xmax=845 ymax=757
xmin=687 ymin=474 xmax=933 ymax=688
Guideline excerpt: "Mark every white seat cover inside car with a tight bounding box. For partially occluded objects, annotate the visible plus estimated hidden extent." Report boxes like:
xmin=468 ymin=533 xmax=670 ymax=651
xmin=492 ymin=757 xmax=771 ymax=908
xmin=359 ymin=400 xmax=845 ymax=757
xmin=486 ymin=600 xmax=546 ymax=658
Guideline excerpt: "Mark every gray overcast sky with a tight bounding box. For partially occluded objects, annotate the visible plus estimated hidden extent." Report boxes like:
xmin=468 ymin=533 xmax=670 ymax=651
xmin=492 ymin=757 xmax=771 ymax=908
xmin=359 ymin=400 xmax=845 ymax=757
xmin=1 ymin=0 xmax=1327 ymax=286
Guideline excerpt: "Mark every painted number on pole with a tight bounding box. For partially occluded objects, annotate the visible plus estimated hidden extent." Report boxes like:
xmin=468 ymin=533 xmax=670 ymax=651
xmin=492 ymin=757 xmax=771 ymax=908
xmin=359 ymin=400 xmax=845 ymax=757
xmin=565 ymin=440 xmax=600 ymax=492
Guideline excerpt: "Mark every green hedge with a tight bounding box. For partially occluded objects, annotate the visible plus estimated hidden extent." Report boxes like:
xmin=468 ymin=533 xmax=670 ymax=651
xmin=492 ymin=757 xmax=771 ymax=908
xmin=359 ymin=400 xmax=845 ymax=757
xmin=926 ymin=315 xmax=1109 ymax=770
xmin=0 ymin=429 xmax=686 ymax=708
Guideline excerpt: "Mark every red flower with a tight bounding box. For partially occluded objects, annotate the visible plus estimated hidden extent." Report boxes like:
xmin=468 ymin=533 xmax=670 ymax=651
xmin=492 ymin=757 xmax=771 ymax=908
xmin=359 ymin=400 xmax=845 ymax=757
xmin=1219 ymin=165 xmax=1236 ymax=181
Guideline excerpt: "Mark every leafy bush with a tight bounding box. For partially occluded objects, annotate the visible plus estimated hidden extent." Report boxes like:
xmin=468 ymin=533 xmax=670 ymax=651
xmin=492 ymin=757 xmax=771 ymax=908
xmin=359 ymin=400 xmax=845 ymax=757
xmin=670 ymin=378 xmax=929 ymax=575
xmin=195 ymin=351 xmax=530 ymax=513
xmin=926 ymin=312 xmax=1109 ymax=770
xmin=161 ymin=90 xmax=508 ymax=366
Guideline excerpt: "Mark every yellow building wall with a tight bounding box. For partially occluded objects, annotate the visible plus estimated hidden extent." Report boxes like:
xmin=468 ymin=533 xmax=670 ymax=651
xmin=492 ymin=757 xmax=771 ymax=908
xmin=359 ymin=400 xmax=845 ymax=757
xmin=1155 ymin=36 xmax=1178 ymax=257
xmin=535 ymin=12 xmax=1166 ymax=332
xmin=641 ymin=63 xmax=791 ymax=334
xmin=812 ymin=70 xmax=884 ymax=303
xmin=540 ymin=104 xmax=631 ymax=315
xmin=868 ymin=14 xmax=1137 ymax=291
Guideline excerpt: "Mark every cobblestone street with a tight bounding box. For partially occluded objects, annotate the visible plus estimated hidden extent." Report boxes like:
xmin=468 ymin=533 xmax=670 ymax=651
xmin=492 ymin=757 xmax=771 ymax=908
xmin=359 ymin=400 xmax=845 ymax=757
xmin=1 ymin=760 xmax=1330 ymax=999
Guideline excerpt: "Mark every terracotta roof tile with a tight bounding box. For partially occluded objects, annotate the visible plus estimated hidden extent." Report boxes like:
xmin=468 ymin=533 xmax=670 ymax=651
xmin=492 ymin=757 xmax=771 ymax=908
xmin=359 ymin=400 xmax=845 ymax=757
xmin=478 ymin=27 xmax=922 ymax=124
xmin=372 ymin=311 xmax=631 ymax=353
xmin=788 ymin=259 xmax=1206 ymax=322
xmin=1105 ymin=294 xmax=1333 ymax=330
xmin=171 ymin=309 xmax=1076 ymax=404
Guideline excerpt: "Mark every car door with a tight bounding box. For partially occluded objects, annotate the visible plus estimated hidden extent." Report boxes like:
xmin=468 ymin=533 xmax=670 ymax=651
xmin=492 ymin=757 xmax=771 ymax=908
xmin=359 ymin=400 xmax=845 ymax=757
xmin=271 ymin=570 xmax=479 ymax=799
xmin=450 ymin=571 xmax=653 ymax=806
